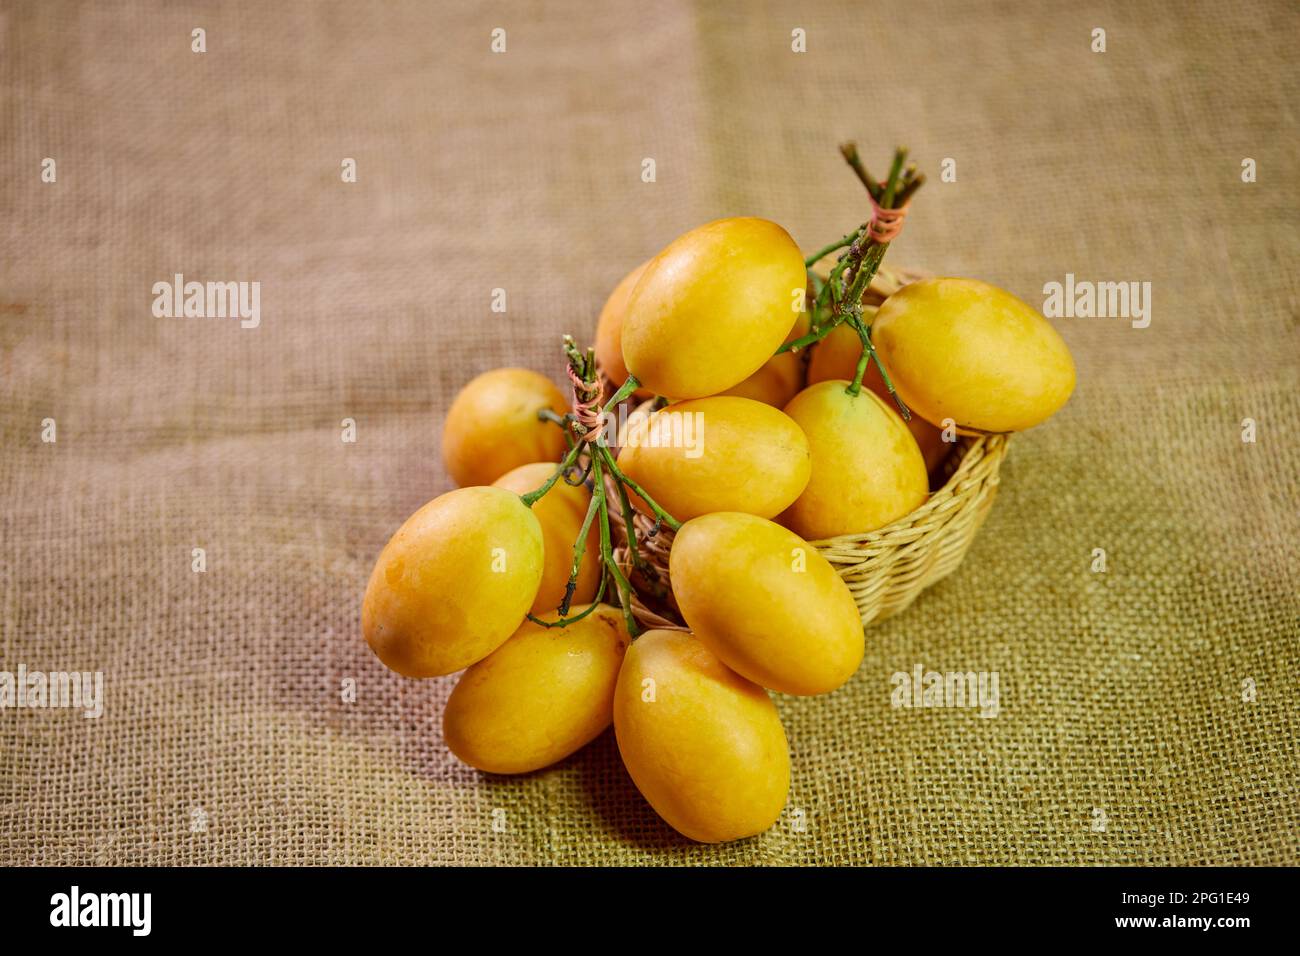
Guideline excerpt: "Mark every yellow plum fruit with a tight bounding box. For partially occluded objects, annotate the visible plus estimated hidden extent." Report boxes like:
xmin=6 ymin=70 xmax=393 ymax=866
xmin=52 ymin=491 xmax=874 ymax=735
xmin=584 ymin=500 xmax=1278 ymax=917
xmin=871 ymin=277 xmax=1076 ymax=434
xmin=442 ymin=368 xmax=570 ymax=487
xmin=618 ymin=396 xmax=811 ymax=522
xmin=782 ymin=380 xmax=929 ymax=539
xmin=593 ymin=261 xmax=653 ymax=401
xmin=717 ymin=308 xmax=811 ymax=408
xmin=613 ymin=629 xmax=790 ymax=843
xmin=492 ymin=463 xmax=600 ymax=615
xmin=807 ymin=322 xmax=952 ymax=472
xmin=717 ymin=351 xmax=802 ymax=408
xmin=621 ymin=218 xmax=806 ymax=399
xmin=670 ymin=511 xmax=863 ymax=695
xmin=362 ymin=487 xmax=543 ymax=678
xmin=443 ymin=605 xmax=629 ymax=774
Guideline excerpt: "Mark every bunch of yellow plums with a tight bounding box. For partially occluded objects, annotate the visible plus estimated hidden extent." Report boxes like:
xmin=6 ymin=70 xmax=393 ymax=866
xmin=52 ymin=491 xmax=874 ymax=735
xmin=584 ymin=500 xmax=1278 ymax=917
xmin=362 ymin=205 xmax=1075 ymax=843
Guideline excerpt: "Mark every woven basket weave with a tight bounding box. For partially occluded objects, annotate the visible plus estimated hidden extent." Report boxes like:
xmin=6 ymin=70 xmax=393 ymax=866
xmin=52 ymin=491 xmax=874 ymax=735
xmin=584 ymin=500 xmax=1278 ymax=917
xmin=606 ymin=432 xmax=1008 ymax=628
xmin=602 ymin=266 xmax=1010 ymax=628
xmin=809 ymin=432 xmax=1007 ymax=624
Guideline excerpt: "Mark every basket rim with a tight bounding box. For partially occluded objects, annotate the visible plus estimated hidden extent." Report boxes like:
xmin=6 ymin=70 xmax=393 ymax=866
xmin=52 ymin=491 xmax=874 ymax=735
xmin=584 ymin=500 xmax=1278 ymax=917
xmin=807 ymin=432 xmax=1009 ymax=550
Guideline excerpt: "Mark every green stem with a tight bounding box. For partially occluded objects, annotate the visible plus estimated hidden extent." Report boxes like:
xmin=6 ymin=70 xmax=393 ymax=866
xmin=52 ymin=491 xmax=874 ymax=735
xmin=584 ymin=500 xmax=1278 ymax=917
xmin=526 ymin=574 xmax=607 ymax=629
xmin=593 ymin=455 xmax=641 ymax=638
xmin=843 ymin=314 xmax=910 ymax=419
xmin=843 ymin=243 xmax=886 ymax=309
xmin=804 ymin=230 xmax=860 ymax=268
xmin=846 ymin=316 xmax=872 ymax=398
xmin=879 ymin=147 xmax=908 ymax=208
xmin=537 ymin=408 xmax=576 ymax=448
xmin=556 ymin=472 xmax=603 ymax=616
xmin=777 ymin=320 xmax=840 ymax=354
xmin=864 ymin=321 xmax=908 ymax=419
xmin=839 ymin=142 xmax=882 ymax=202
xmin=562 ymin=336 xmax=589 ymax=379
xmin=806 ymin=230 xmax=867 ymax=336
xmin=523 ymin=363 xmax=642 ymax=510
xmin=781 ymin=302 xmax=883 ymax=356
xmin=610 ymin=465 xmax=653 ymax=575
xmin=604 ymin=374 xmax=640 ymax=409
xmin=839 ymin=147 xmax=909 ymax=309
xmin=519 ymin=441 xmax=584 ymax=507
xmin=807 ymin=271 xmax=825 ymax=312
xmin=895 ymin=172 xmax=926 ymax=207
xmin=789 ymin=145 xmax=922 ymax=421
xmin=598 ymin=445 xmax=681 ymax=532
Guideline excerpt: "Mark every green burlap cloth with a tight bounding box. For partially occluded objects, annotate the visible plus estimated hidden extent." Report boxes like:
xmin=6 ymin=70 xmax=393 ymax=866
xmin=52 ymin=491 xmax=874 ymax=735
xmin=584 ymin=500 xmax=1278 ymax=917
xmin=2 ymin=1 xmax=1296 ymax=865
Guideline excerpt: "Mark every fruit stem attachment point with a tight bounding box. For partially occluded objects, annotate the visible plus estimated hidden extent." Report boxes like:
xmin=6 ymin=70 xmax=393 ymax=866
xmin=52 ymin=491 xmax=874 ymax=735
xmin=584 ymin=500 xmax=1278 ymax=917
xmin=519 ymin=441 xmax=585 ymax=508
xmin=604 ymin=374 xmax=640 ymax=409
xmin=537 ymin=408 xmax=577 ymax=449
xmin=804 ymin=230 xmax=861 ymax=268
xmin=846 ymin=316 xmax=871 ymax=398
xmin=526 ymin=573 xmax=607 ymax=629
xmin=843 ymin=315 xmax=910 ymax=419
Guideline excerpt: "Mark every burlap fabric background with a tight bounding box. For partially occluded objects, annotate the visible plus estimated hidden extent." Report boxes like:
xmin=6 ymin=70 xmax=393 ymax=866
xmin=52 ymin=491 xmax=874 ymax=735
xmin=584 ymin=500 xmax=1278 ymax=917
xmin=2 ymin=0 xmax=1297 ymax=865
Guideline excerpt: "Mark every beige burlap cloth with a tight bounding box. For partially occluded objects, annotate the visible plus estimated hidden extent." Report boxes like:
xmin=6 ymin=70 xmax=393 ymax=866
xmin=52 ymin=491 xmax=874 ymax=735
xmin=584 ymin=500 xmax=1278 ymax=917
xmin=2 ymin=1 xmax=1297 ymax=865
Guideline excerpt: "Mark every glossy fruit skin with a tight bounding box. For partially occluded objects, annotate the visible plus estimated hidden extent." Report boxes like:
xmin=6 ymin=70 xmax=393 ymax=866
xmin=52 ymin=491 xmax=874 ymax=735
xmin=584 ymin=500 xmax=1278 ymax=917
xmin=782 ymin=380 xmax=929 ymax=539
xmin=442 ymin=368 xmax=570 ymax=487
xmin=618 ymin=396 xmax=811 ymax=522
xmin=362 ymin=487 xmax=544 ymax=678
xmin=807 ymin=322 xmax=951 ymax=472
xmin=621 ymin=218 xmax=807 ymax=399
xmin=443 ymin=604 xmax=629 ymax=774
xmin=594 ymin=262 xmax=653 ymax=400
xmin=493 ymin=463 xmax=600 ymax=615
xmin=670 ymin=512 xmax=864 ymax=695
xmin=718 ymin=308 xmax=811 ymax=408
xmin=614 ymin=630 xmax=790 ymax=843
xmin=872 ymin=277 xmax=1076 ymax=434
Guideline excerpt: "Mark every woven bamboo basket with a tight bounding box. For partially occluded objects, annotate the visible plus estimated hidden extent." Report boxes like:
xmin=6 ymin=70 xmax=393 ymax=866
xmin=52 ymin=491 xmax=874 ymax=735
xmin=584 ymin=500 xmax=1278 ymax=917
xmin=601 ymin=266 xmax=1010 ymax=628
